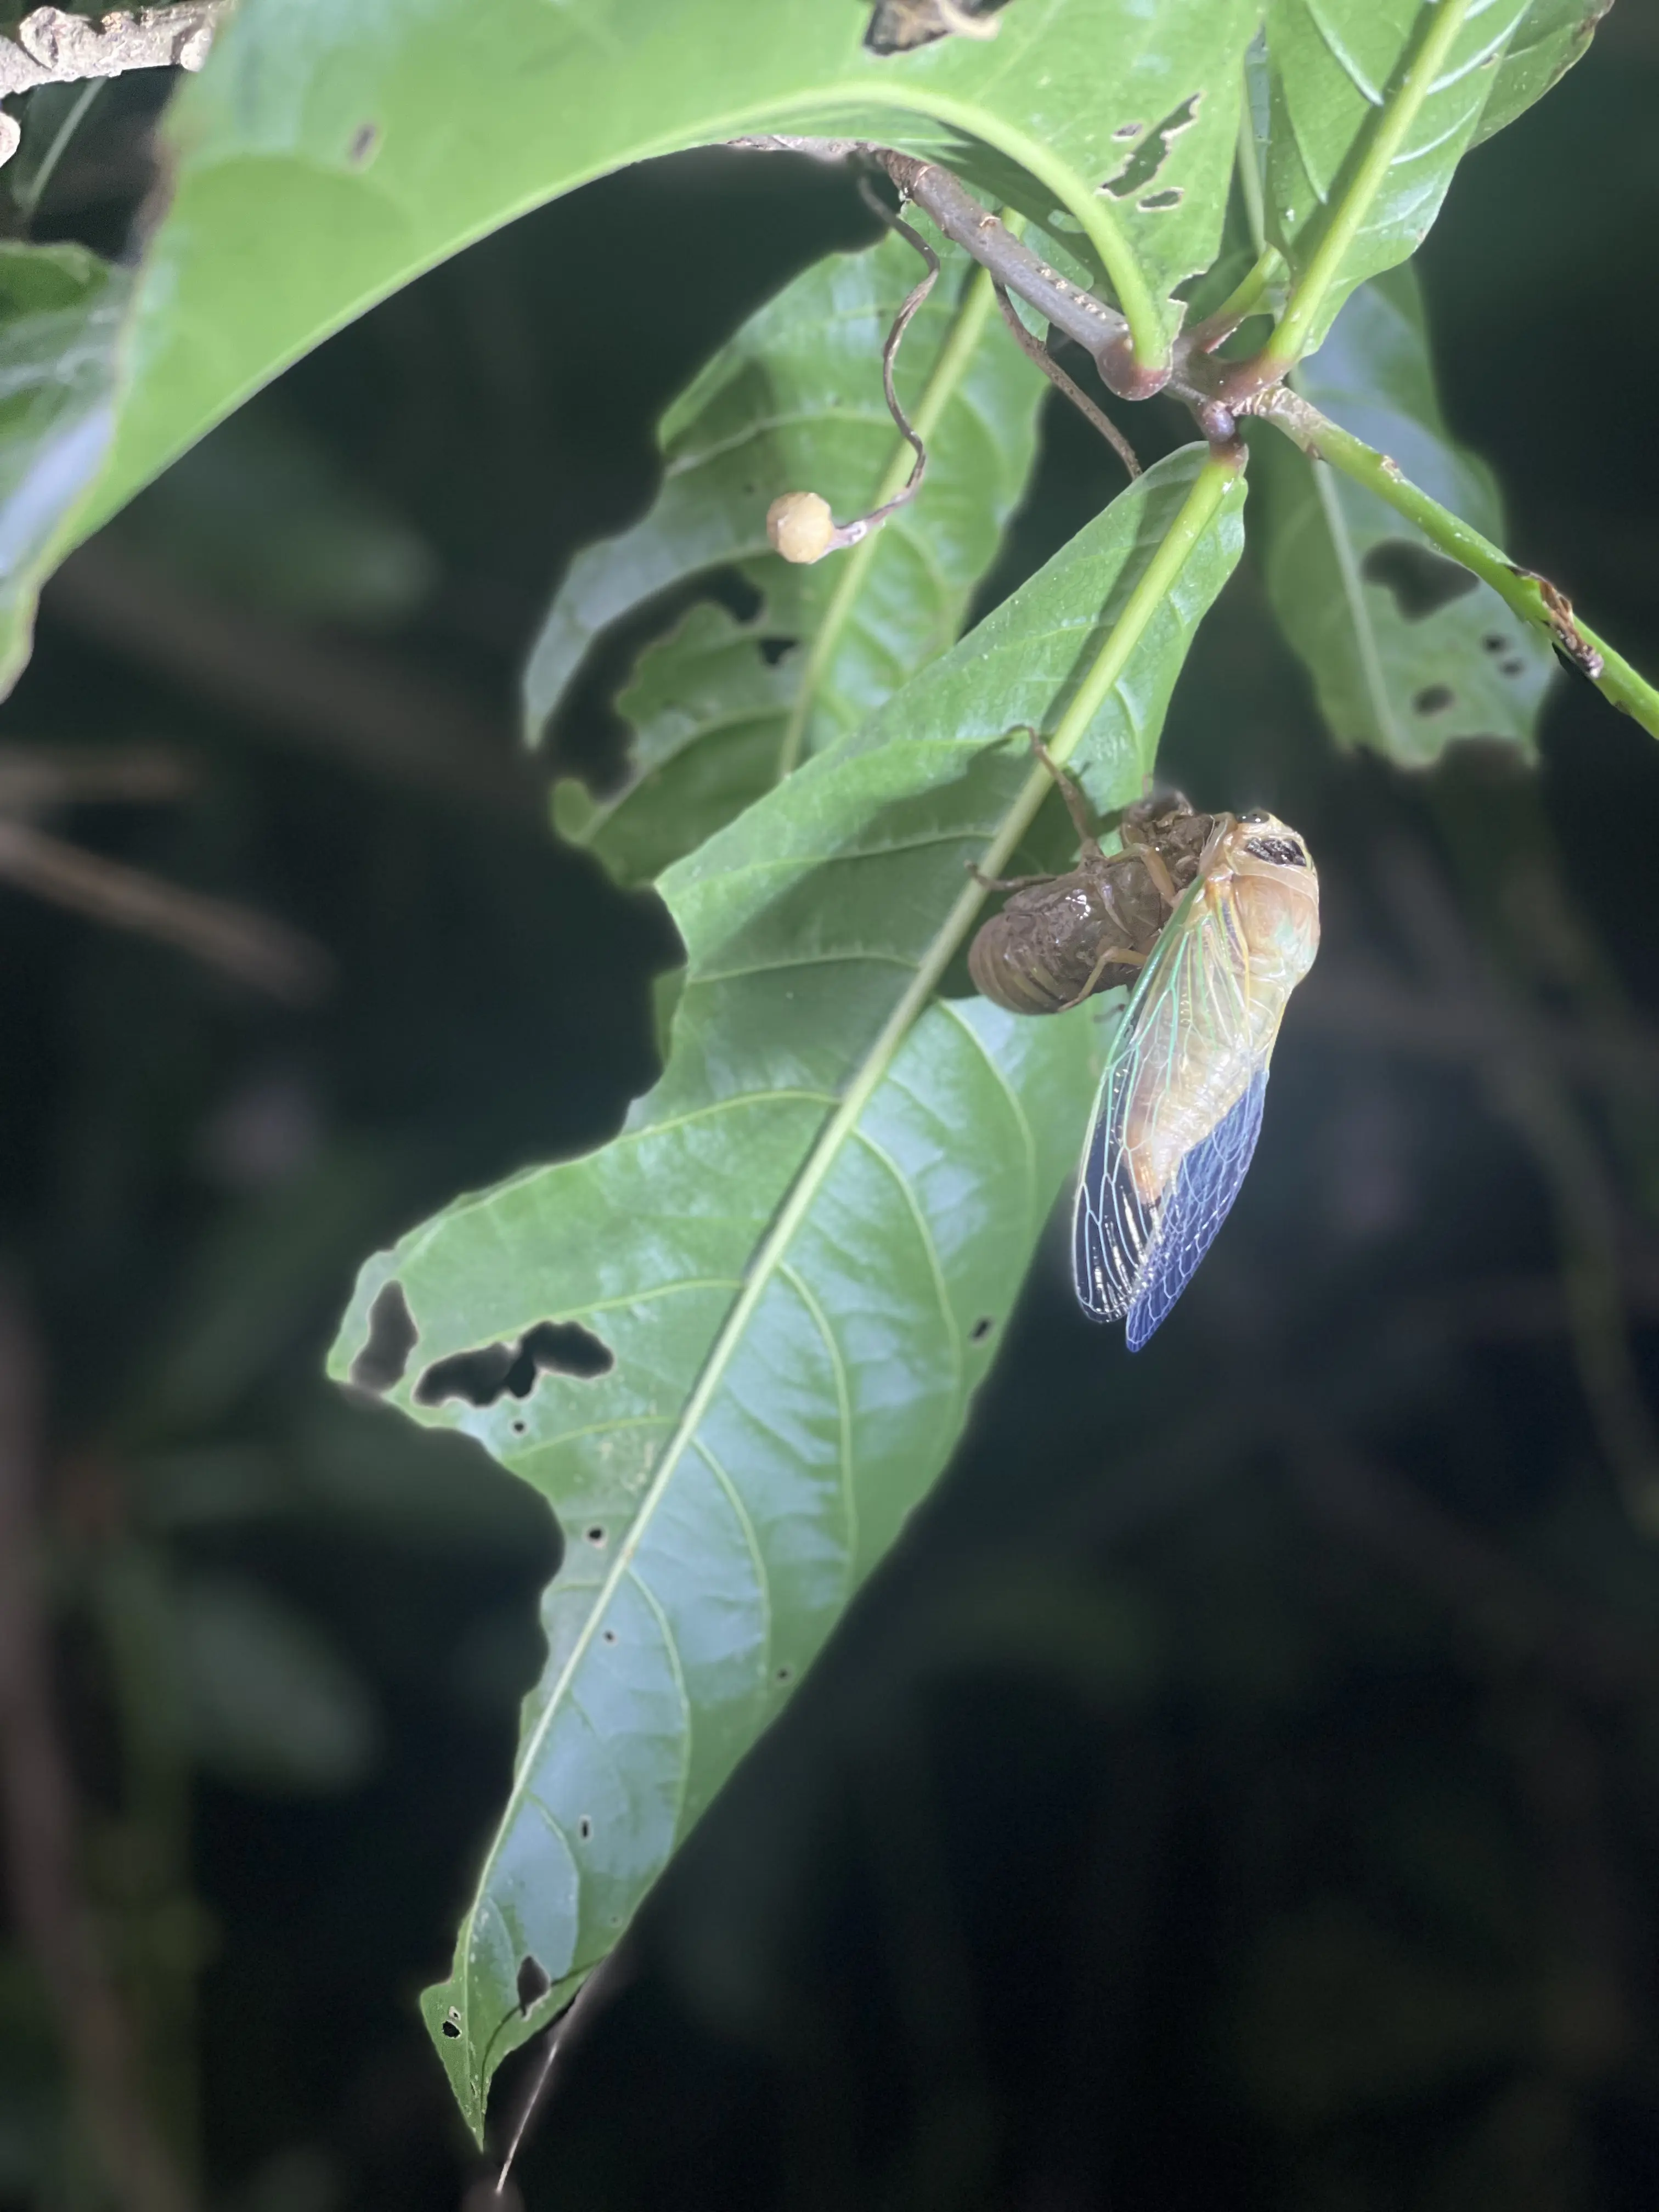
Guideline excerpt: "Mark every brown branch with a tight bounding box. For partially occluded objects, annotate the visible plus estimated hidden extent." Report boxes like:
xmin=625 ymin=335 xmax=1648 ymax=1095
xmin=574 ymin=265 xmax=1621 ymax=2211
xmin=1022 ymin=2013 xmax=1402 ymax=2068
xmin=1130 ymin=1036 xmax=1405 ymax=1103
xmin=0 ymin=5 xmax=229 ymax=164
xmin=0 ymin=743 xmax=191 ymax=811
xmin=0 ymin=1287 xmax=195 ymax=2212
xmin=46 ymin=542 xmax=540 ymax=819
xmin=0 ymin=815 xmax=331 ymax=1002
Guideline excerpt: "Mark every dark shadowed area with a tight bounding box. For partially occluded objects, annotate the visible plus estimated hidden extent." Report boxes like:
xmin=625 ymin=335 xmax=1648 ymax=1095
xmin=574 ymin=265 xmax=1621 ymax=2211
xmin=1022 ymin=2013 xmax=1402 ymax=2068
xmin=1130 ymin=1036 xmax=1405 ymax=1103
xmin=3 ymin=9 xmax=1659 ymax=2210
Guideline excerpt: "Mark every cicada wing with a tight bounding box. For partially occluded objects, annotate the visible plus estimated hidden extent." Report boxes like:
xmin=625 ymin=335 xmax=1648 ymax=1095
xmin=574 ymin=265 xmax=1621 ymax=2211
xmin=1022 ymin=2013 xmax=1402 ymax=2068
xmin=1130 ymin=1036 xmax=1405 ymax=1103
xmin=1124 ymin=1065 xmax=1267 ymax=1351
xmin=1071 ymin=882 xmax=1210 ymax=1322
xmin=1071 ymin=868 xmax=1265 ymax=1338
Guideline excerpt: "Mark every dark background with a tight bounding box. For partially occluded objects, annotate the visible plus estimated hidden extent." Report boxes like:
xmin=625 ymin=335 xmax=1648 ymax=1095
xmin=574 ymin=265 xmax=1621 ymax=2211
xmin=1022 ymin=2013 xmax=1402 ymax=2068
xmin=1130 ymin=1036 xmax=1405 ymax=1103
xmin=3 ymin=7 xmax=1659 ymax=2208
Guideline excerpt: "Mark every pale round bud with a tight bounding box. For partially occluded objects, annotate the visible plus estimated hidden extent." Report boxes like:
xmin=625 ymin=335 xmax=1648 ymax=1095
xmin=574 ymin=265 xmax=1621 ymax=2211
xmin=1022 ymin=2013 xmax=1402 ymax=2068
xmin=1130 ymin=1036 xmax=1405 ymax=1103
xmin=766 ymin=490 xmax=836 ymax=565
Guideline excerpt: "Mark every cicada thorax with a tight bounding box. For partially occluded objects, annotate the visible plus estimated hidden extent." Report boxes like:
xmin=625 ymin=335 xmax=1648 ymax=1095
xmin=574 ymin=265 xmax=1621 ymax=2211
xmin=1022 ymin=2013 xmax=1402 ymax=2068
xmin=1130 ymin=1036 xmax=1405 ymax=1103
xmin=968 ymin=793 xmax=1218 ymax=1016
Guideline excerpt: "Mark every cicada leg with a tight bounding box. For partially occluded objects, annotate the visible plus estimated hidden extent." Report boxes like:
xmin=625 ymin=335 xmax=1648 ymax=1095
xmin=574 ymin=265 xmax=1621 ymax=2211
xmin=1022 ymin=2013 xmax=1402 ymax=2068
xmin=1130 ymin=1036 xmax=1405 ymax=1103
xmin=968 ymin=863 xmax=1059 ymax=891
xmin=1020 ymin=726 xmax=1105 ymax=861
xmin=1053 ymin=939 xmax=1146 ymax=1011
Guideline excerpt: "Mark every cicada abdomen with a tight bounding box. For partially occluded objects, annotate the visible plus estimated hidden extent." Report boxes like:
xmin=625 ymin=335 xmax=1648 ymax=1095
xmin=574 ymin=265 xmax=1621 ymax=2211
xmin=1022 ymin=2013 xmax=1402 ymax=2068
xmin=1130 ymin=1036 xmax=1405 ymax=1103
xmin=968 ymin=788 xmax=1220 ymax=1015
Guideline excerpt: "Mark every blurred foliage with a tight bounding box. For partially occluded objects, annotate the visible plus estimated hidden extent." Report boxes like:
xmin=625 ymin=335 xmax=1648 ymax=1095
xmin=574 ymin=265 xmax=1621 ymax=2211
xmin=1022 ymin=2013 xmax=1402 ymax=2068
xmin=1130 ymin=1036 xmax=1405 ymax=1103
xmin=0 ymin=4 xmax=1654 ymax=2211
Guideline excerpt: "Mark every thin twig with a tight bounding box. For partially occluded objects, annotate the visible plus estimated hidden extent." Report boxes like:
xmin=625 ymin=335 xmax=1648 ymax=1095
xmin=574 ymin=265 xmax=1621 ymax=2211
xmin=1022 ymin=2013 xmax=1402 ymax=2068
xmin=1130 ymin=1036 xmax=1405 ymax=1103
xmin=0 ymin=1286 xmax=195 ymax=2212
xmin=0 ymin=5 xmax=228 ymax=165
xmin=0 ymin=742 xmax=191 ymax=811
xmin=0 ymin=816 xmax=331 ymax=1002
xmin=855 ymin=173 xmax=938 ymax=518
xmin=990 ymin=280 xmax=1140 ymax=477
xmin=47 ymin=543 xmax=540 ymax=817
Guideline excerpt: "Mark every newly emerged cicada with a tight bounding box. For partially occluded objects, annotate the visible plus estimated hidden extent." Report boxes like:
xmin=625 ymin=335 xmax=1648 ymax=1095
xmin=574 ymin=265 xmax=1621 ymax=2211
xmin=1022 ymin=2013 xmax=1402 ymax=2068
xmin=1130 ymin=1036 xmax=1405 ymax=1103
xmin=967 ymin=744 xmax=1320 ymax=1348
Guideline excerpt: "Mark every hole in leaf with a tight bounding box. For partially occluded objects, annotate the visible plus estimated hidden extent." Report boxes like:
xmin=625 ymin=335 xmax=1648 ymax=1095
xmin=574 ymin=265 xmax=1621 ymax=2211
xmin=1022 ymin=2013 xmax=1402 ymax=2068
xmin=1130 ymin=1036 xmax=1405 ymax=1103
xmin=517 ymin=1956 xmax=551 ymax=2011
xmin=970 ymin=1316 xmax=996 ymax=1342
xmin=1138 ymin=187 xmax=1183 ymax=211
xmin=511 ymin=1419 xmax=527 ymax=1436
xmin=775 ymin=1666 xmax=793 ymax=1685
xmin=602 ymin=1628 xmax=618 ymax=1644
xmin=350 ymin=1281 xmax=418 ymax=1394
xmin=1113 ymin=120 xmax=1144 ymax=141
xmin=1101 ymin=93 xmax=1199 ymax=199
xmin=441 ymin=2008 xmax=462 ymax=2040
xmin=1413 ymin=685 xmax=1455 ymax=715
xmin=586 ymin=1526 xmax=607 ymax=1547
xmin=1500 ymin=659 xmax=1527 ymax=678
xmin=578 ymin=1816 xmax=592 ymax=1841
xmin=758 ymin=636 xmax=795 ymax=668
xmin=1483 ymin=633 xmax=1508 ymax=652
xmin=347 ymin=121 xmax=380 ymax=166
xmin=415 ymin=1319 xmax=613 ymax=1408
xmin=864 ymin=0 xmax=1011 ymax=53
xmin=1361 ymin=541 xmax=1479 ymax=620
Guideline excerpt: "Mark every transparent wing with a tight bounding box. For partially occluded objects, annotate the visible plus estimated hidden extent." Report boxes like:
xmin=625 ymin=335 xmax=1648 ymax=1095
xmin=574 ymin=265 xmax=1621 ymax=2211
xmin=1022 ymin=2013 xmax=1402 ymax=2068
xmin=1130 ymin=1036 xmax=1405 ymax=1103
xmin=1070 ymin=872 xmax=1259 ymax=1335
xmin=1124 ymin=1066 xmax=1267 ymax=1351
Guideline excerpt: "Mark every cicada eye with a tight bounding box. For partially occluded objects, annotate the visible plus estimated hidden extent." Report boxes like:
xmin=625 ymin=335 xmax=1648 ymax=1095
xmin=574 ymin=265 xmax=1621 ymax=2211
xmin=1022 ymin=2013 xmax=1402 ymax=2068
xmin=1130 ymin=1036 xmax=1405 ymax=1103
xmin=1244 ymin=834 xmax=1308 ymax=867
xmin=1238 ymin=809 xmax=1269 ymax=825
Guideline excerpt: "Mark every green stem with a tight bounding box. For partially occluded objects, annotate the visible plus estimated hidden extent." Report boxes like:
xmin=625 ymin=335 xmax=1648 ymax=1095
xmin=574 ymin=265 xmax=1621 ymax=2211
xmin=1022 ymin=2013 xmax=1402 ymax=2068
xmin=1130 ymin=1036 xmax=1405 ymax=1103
xmin=1261 ymin=0 xmax=1474 ymax=375
xmin=1236 ymin=66 xmax=1267 ymax=257
xmin=1200 ymin=244 xmax=1283 ymax=340
xmin=777 ymin=255 xmax=1001 ymax=779
xmin=1040 ymin=449 xmax=1245 ymax=781
xmin=1253 ymin=386 xmax=1659 ymax=739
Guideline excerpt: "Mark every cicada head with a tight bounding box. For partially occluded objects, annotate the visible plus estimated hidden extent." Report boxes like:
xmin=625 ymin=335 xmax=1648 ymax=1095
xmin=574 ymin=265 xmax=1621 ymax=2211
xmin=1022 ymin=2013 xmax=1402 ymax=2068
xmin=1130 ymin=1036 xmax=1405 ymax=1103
xmin=1221 ymin=810 xmax=1320 ymax=990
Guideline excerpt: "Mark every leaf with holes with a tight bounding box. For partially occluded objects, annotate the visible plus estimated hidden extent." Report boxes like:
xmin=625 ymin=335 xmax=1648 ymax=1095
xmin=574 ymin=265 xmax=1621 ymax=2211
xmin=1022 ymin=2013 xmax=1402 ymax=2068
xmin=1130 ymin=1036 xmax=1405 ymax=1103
xmin=534 ymin=235 xmax=1044 ymax=885
xmin=328 ymin=445 xmax=1247 ymax=2137
xmin=64 ymin=0 xmax=1258 ymax=574
xmin=0 ymin=242 xmax=131 ymax=698
xmin=1251 ymin=269 xmax=1552 ymax=765
xmin=1260 ymin=0 xmax=1609 ymax=357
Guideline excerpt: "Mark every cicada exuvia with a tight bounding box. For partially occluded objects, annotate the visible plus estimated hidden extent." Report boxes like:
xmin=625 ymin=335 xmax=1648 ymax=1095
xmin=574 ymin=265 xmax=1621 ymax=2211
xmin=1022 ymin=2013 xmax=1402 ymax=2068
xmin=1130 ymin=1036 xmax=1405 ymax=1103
xmin=968 ymin=746 xmax=1320 ymax=1348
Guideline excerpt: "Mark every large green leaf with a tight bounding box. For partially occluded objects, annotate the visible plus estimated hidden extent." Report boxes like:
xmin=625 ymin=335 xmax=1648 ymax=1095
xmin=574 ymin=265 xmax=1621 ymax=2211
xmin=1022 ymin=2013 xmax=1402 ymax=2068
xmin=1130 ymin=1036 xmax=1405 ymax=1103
xmin=534 ymin=235 xmax=1044 ymax=885
xmin=0 ymin=241 xmax=130 ymax=694
xmin=1260 ymin=0 xmax=1605 ymax=357
xmin=1472 ymin=0 xmax=1615 ymax=145
xmin=328 ymin=445 xmax=1247 ymax=2136
xmin=1252 ymin=268 xmax=1553 ymax=765
xmin=69 ymin=0 xmax=1256 ymax=552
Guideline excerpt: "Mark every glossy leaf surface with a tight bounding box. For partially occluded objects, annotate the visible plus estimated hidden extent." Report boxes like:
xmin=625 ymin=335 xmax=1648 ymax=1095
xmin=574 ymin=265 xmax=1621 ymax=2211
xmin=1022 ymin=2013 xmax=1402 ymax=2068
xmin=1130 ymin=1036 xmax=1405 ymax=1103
xmin=65 ymin=0 xmax=1254 ymax=552
xmin=0 ymin=242 xmax=129 ymax=696
xmin=1253 ymin=270 xmax=1552 ymax=765
xmin=535 ymin=236 xmax=1044 ymax=884
xmin=1261 ymin=0 xmax=1606 ymax=354
xmin=328 ymin=447 xmax=1246 ymax=2135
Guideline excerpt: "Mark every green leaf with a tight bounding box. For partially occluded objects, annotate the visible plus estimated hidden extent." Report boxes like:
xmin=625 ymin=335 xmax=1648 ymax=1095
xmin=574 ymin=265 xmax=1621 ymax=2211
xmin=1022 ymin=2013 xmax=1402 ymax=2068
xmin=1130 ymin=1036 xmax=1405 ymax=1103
xmin=1471 ymin=0 xmax=1614 ymax=146
xmin=68 ymin=0 xmax=1257 ymax=556
xmin=327 ymin=445 xmax=1246 ymax=2137
xmin=1260 ymin=0 xmax=1595 ymax=360
xmin=535 ymin=236 xmax=1045 ymax=885
xmin=0 ymin=241 xmax=130 ymax=696
xmin=1251 ymin=268 xmax=1553 ymax=766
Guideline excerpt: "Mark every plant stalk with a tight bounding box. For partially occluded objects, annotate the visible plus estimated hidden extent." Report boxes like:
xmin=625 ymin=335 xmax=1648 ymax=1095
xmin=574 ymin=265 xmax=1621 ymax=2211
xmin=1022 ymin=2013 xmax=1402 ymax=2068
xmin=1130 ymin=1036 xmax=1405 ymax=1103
xmin=1249 ymin=385 xmax=1659 ymax=739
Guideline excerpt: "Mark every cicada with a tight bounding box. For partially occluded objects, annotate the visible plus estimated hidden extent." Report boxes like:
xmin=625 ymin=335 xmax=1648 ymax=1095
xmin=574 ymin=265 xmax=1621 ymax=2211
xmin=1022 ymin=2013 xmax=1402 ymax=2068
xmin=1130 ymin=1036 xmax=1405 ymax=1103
xmin=968 ymin=744 xmax=1320 ymax=1347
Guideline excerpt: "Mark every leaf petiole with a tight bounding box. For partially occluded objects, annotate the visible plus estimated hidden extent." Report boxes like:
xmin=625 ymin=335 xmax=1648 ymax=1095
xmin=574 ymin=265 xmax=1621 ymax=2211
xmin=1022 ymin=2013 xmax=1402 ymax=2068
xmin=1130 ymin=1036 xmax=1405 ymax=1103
xmin=1250 ymin=385 xmax=1659 ymax=738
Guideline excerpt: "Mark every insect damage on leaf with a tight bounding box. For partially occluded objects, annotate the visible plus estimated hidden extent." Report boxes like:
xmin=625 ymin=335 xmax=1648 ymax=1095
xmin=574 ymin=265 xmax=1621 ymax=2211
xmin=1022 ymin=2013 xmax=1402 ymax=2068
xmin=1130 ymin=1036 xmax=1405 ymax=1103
xmin=1099 ymin=94 xmax=1201 ymax=200
xmin=414 ymin=1319 xmax=614 ymax=1408
xmin=1361 ymin=540 xmax=1480 ymax=621
xmin=348 ymin=1279 xmax=418 ymax=1393
xmin=863 ymin=0 xmax=1008 ymax=52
